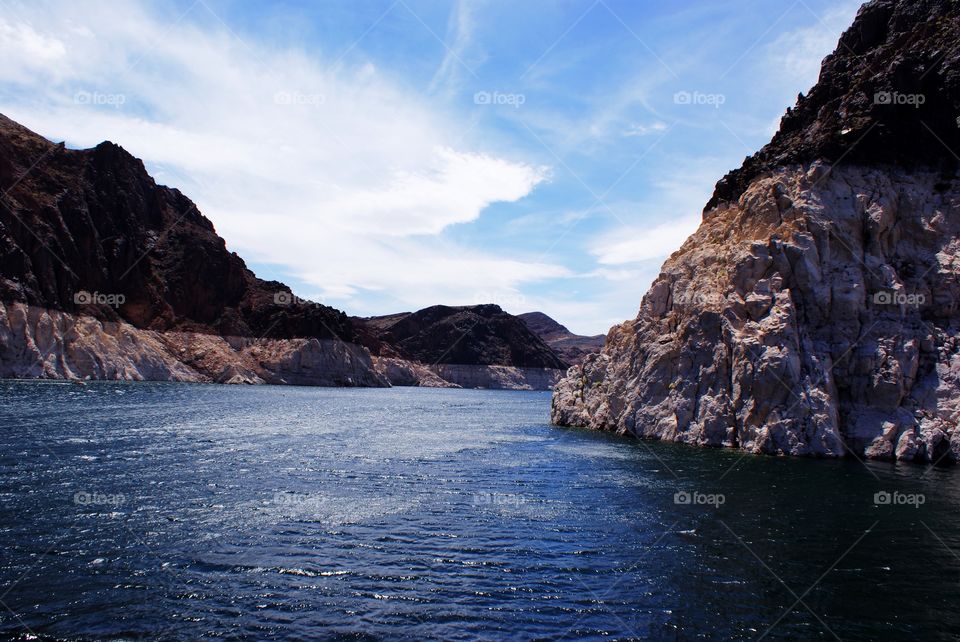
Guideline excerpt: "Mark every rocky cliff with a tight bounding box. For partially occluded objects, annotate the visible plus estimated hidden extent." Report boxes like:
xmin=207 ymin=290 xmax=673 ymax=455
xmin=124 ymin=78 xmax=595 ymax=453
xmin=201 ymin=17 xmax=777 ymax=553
xmin=0 ymin=300 xmax=388 ymax=386
xmin=552 ymin=0 xmax=960 ymax=463
xmin=518 ymin=311 xmax=604 ymax=365
xmin=0 ymin=113 xmax=389 ymax=385
xmin=0 ymin=114 xmax=359 ymax=343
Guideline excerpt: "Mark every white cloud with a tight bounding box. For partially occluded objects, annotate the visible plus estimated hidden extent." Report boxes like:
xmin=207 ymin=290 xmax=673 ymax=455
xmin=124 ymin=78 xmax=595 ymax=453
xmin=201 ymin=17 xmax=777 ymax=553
xmin=764 ymin=1 xmax=863 ymax=89
xmin=325 ymin=147 xmax=548 ymax=236
xmin=0 ymin=21 xmax=66 ymax=81
xmin=427 ymin=0 xmax=481 ymax=97
xmin=0 ymin=1 xmax=560 ymax=312
xmin=590 ymin=214 xmax=700 ymax=265
xmin=622 ymin=121 xmax=667 ymax=137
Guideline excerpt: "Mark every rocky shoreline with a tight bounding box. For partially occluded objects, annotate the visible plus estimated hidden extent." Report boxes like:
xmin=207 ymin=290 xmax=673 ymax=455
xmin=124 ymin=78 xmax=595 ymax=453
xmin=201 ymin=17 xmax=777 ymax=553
xmin=0 ymin=301 xmax=564 ymax=390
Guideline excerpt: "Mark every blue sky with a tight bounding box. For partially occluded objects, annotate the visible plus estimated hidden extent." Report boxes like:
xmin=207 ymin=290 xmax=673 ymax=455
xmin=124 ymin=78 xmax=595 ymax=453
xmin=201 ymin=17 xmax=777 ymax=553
xmin=0 ymin=0 xmax=861 ymax=334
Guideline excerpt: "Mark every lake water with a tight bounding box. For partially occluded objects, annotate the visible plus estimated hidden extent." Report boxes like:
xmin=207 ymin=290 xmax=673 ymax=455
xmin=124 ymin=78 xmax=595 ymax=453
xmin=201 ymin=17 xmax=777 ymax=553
xmin=0 ymin=381 xmax=958 ymax=641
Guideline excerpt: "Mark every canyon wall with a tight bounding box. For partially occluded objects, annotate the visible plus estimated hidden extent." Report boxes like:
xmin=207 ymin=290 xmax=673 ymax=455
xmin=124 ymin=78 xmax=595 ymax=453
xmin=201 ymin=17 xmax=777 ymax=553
xmin=553 ymin=166 xmax=960 ymax=461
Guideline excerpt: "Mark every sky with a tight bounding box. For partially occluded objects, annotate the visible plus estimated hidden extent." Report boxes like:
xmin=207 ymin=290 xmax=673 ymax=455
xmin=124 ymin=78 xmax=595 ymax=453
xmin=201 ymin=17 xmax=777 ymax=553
xmin=0 ymin=0 xmax=863 ymax=335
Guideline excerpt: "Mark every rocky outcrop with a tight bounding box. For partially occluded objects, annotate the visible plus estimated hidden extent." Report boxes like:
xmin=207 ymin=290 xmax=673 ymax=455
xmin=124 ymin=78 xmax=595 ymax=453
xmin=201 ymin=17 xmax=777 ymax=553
xmin=552 ymin=0 xmax=960 ymax=463
xmin=371 ymin=356 xmax=459 ymax=388
xmin=0 ymin=300 xmax=200 ymax=381
xmin=518 ymin=311 xmax=604 ymax=365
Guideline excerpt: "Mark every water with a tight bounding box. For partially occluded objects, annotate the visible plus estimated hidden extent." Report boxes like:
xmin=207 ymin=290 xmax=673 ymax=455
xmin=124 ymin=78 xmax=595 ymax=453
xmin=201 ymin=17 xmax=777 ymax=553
xmin=0 ymin=381 xmax=958 ymax=641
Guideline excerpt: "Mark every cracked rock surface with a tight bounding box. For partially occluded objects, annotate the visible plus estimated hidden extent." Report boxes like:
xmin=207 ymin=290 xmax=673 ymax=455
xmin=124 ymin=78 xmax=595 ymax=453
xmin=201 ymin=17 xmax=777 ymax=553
xmin=553 ymin=165 xmax=960 ymax=461
xmin=553 ymin=0 xmax=960 ymax=462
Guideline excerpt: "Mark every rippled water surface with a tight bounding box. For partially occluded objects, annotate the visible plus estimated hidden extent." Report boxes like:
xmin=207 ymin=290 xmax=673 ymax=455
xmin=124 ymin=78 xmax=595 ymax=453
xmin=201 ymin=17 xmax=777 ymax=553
xmin=1 ymin=381 xmax=959 ymax=640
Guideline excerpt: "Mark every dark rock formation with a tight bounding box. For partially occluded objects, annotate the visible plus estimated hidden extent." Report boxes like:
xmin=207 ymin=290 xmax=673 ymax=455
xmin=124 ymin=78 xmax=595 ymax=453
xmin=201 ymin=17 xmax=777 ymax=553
xmin=0 ymin=114 xmax=357 ymax=342
xmin=359 ymin=304 xmax=569 ymax=369
xmin=552 ymin=0 xmax=960 ymax=462
xmin=706 ymin=0 xmax=960 ymax=210
xmin=518 ymin=311 xmax=604 ymax=365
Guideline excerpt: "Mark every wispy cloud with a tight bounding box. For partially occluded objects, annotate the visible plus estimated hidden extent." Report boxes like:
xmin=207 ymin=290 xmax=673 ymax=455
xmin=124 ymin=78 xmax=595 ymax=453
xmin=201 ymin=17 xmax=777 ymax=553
xmin=427 ymin=0 xmax=480 ymax=96
xmin=590 ymin=215 xmax=700 ymax=265
xmin=0 ymin=0 xmax=863 ymax=335
xmin=763 ymin=1 xmax=863 ymax=85
xmin=622 ymin=121 xmax=668 ymax=137
xmin=0 ymin=0 xmax=560 ymax=313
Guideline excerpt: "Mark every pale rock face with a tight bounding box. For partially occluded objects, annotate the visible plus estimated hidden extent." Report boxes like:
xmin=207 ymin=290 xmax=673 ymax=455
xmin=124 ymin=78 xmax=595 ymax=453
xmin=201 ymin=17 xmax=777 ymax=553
xmin=430 ymin=364 xmax=564 ymax=391
xmin=0 ymin=302 xmax=200 ymax=381
xmin=0 ymin=302 xmax=389 ymax=387
xmin=372 ymin=356 xmax=564 ymax=390
xmin=0 ymin=301 xmax=564 ymax=391
xmin=372 ymin=357 xmax=460 ymax=388
xmin=552 ymin=165 xmax=960 ymax=463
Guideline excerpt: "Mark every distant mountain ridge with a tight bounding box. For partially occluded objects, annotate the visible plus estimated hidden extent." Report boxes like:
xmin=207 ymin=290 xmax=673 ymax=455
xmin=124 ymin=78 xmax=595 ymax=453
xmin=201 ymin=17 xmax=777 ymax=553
xmin=517 ymin=312 xmax=604 ymax=366
xmin=358 ymin=305 xmax=568 ymax=369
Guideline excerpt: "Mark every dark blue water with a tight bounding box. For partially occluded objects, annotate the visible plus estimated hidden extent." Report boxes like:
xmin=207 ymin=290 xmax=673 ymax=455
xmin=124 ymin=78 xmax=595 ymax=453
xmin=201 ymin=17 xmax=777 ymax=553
xmin=0 ymin=381 xmax=958 ymax=641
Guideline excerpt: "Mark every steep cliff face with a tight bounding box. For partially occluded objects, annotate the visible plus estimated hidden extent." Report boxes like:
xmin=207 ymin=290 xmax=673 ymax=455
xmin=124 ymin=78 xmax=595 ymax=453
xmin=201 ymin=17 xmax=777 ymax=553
xmin=0 ymin=114 xmax=356 ymax=342
xmin=552 ymin=0 xmax=960 ymax=462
